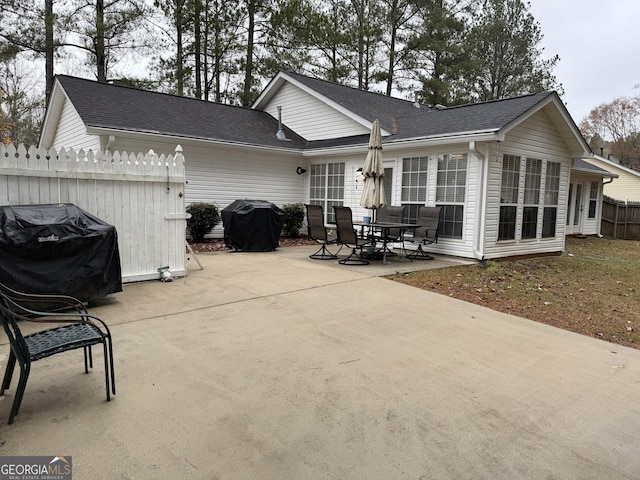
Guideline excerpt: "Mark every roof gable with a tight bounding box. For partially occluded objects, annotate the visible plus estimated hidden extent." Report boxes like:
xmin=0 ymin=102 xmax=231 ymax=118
xmin=43 ymin=76 xmax=308 ymax=149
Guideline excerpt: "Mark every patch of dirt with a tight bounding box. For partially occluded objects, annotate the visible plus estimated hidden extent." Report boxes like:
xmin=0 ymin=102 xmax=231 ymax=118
xmin=189 ymin=236 xmax=316 ymax=253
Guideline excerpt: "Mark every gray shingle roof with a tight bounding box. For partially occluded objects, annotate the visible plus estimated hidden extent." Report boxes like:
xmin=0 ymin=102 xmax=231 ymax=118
xmin=56 ymin=73 xmax=558 ymax=151
xmin=573 ymin=159 xmax=619 ymax=178
xmin=284 ymin=71 xmax=556 ymax=143
xmin=55 ymin=75 xmax=308 ymax=149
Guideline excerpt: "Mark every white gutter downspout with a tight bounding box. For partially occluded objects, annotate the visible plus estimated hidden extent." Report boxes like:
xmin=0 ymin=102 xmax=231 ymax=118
xmin=469 ymin=141 xmax=487 ymax=261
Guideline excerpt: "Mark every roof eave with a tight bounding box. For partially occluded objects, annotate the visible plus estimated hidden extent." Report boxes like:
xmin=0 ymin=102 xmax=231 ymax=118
xmin=38 ymin=79 xmax=68 ymax=149
xmin=87 ymin=126 xmax=305 ymax=155
xmin=571 ymin=166 xmax=619 ymax=179
xmin=303 ymin=130 xmax=500 ymax=157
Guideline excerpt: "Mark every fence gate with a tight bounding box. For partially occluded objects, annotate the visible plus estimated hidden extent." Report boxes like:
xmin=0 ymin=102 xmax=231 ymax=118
xmin=0 ymin=143 xmax=188 ymax=283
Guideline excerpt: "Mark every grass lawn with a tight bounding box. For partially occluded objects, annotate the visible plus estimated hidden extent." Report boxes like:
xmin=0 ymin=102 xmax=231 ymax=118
xmin=386 ymin=237 xmax=640 ymax=349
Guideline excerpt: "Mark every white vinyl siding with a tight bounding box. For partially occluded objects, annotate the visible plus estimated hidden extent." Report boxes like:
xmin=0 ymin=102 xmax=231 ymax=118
xmin=51 ymin=98 xmax=100 ymax=151
xmin=261 ymin=83 xmax=370 ymax=140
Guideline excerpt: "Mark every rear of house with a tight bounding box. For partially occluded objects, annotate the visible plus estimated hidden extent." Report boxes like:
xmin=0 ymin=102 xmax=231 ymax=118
xmin=36 ymin=71 xmax=610 ymax=261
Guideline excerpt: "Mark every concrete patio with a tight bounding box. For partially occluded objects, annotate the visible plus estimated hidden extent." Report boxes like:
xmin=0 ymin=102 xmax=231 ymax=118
xmin=1 ymin=246 xmax=639 ymax=479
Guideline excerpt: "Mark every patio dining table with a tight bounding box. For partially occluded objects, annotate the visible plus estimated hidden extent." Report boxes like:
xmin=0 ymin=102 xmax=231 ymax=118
xmin=354 ymin=221 xmax=417 ymax=264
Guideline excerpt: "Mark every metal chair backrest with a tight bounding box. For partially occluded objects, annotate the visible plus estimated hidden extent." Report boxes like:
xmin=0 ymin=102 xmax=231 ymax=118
xmin=333 ymin=206 xmax=357 ymax=245
xmin=306 ymin=204 xmax=328 ymax=241
xmin=377 ymin=205 xmax=405 ymax=239
xmin=415 ymin=206 xmax=442 ymax=242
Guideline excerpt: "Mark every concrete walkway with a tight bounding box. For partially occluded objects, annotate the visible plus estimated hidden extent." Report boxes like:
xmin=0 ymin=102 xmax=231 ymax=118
xmin=1 ymin=247 xmax=639 ymax=479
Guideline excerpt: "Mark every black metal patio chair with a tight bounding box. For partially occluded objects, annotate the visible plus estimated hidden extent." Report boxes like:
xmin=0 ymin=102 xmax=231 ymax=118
xmin=406 ymin=206 xmax=442 ymax=260
xmin=305 ymin=204 xmax=341 ymax=260
xmin=375 ymin=205 xmax=408 ymax=257
xmin=0 ymin=284 xmax=116 ymax=424
xmin=333 ymin=206 xmax=376 ymax=265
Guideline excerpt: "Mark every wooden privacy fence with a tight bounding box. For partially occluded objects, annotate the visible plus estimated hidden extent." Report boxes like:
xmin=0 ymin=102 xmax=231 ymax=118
xmin=0 ymin=143 xmax=188 ymax=283
xmin=601 ymin=195 xmax=640 ymax=240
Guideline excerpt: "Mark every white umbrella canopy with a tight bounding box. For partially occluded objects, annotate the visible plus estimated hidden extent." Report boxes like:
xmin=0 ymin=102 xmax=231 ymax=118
xmin=359 ymin=119 xmax=386 ymax=213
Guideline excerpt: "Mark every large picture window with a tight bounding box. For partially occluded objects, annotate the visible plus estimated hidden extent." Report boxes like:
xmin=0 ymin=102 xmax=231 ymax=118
xmin=309 ymin=162 xmax=344 ymax=223
xmin=499 ymin=154 xmax=562 ymax=241
xmin=401 ymin=156 xmax=428 ymax=223
xmin=436 ymin=153 xmax=467 ymax=239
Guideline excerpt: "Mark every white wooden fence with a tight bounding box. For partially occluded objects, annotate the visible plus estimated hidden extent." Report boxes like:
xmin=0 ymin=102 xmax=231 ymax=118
xmin=0 ymin=143 xmax=188 ymax=283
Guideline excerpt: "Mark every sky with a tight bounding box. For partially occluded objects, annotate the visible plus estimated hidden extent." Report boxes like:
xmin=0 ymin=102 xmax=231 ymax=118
xmin=528 ymin=0 xmax=640 ymax=124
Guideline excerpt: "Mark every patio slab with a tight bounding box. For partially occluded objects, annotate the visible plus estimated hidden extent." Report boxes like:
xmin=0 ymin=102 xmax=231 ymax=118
xmin=1 ymin=247 xmax=639 ymax=479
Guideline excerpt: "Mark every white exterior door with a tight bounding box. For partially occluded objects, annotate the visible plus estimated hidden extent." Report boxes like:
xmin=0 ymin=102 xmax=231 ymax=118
xmin=567 ymin=182 xmax=584 ymax=234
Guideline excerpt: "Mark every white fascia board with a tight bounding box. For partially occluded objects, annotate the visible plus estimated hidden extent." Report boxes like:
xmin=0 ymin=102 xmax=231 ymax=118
xmin=589 ymin=155 xmax=640 ymax=178
xmin=38 ymin=80 xmax=67 ymax=148
xmin=257 ymin=72 xmax=390 ymax=137
xmin=302 ymin=131 xmax=499 ymax=157
xmin=87 ymin=127 xmax=305 ymax=157
xmin=251 ymin=72 xmax=287 ymax=110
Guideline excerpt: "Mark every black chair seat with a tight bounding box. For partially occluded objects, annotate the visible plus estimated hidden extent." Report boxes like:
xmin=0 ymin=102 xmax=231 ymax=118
xmin=25 ymin=323 xmax=105 ymax=361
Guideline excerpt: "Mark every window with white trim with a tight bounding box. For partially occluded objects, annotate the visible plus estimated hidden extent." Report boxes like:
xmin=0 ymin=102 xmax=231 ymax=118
xmin=309 ymin=162 xmax=344 ymax=223
xmin=522 ymin=158 xmax=542 ymax=239
xmin=401 ymin=156 xmax=428 ymax=223
xmin=436 ymin=153 xmax=467 ymax=239
xmin=498 ymin=154 xmax=520 ymax=240
xmin=588 ymin=181 xmax=599 ymax=218
xmin=542 ymin=162 xmax=560 ymax=237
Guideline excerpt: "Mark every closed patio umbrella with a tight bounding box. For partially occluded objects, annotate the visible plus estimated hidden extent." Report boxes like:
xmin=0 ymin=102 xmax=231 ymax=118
xmin=359 ymin=119 xmax=385 ymax=219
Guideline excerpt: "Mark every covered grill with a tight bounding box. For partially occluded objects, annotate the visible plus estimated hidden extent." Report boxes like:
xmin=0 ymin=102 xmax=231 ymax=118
xmin=0 ymin=203 xmax=122 ymax=301
xmin=221 ymin=200 xmax=284 ymax=252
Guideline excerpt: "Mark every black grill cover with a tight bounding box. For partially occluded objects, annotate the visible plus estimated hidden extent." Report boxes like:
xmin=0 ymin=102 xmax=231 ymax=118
xmin=0 ymin=203 xmax=122 ymax=301
xmin=221 ymin=200 xmax=284 ymax=252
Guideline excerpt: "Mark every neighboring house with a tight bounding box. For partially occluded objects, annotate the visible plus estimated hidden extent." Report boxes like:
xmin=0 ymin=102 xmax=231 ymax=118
xmin=583 ymin=154 xmax=640 ymax=202
xmin=40 ymin=71 xmax=612 ymax=260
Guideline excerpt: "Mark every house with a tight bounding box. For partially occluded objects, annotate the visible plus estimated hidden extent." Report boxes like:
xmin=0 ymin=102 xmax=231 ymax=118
xmin=583 ymin=154 xmax=640 ymax=202
xmin=39 ymin=71 xmax=612 ymax=260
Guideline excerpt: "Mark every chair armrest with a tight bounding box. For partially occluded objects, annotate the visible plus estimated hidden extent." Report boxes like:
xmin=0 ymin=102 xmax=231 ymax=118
xmin=0 ymin=283 xmax=88 ymax=314
xmin=1 ymin=292 xmax=110 ymax=335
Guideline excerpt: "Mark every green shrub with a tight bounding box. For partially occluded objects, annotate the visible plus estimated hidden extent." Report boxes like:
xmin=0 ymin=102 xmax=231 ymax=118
xmin=282 ymin=203 xmax=305 ymax=237
xmin=187 ymin=203 xmax=220 ymax=242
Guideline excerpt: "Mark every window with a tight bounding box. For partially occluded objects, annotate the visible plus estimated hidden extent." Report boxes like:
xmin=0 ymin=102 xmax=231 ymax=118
xmin=498 ymin=154 xmax=520 ymax=241
xmin=588 ymin=182 xmax=599 ymax=218
xmin=542 ymin=162 xmax=560 ymax=238
xmin=309 ymin=163 xmax=345 ymax=223
xmin=499 ymin=154 xmax=559 ymax=241
xmin=401 ymin=156 xmax=428 ymax=223
xmin=522 ymin=158 xmax=542 ymax=239
xmin=436 ymin=153 xmax=467 ymax=239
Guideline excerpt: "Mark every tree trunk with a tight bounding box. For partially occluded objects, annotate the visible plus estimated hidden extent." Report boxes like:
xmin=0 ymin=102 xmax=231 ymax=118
xmin=176 ymin=4 xmax=184 ymax=96
xmin=96 ymin=0 xmax=106 ymax=82
xmin=45 ymin=0 xmax=54 ymax=104
xmin=242 ymin=0 xmax=255 ymax=107
xmin=194 ymin=0 xmax=202 ymax=99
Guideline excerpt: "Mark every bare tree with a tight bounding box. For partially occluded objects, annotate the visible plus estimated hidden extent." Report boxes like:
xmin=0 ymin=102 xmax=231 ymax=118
xmin=580 ymin=96 xmax=640 ymax=167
